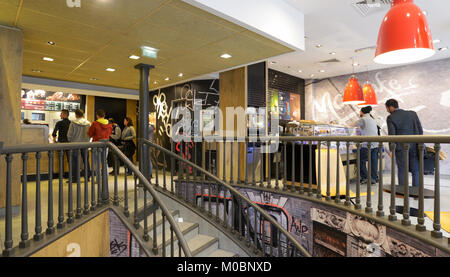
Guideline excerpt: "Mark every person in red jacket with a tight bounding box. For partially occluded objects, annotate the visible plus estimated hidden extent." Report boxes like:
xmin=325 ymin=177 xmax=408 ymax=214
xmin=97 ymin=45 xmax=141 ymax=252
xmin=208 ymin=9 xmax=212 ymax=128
xmin=88 ymin=109 xmax=113 ymax=184
xmin=88 ymin=109 xmax=113 ymax=142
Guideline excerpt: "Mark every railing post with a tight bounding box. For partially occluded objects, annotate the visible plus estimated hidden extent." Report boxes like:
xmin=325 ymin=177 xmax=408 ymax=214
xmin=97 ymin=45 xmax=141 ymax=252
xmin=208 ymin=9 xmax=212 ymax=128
xmin=34 ymin=152 xmax=44 ymax=240
xmin=316 ymin=141 xmax=321 ymax=199
xmin=389 ymin=143 xmax=397 ymax=221
xmin=355 ymin=142 xmax=362 ymax=210
xmin=57 ymin=150 xmax=65 ymax=228
xmin=2 ymin=154 xmax=14 ymax=256
xmin=377 ymin=142 xmax=384 ymax=217
xmin=345 ymin=142 xmax=351 ymax=206
xmin=326 ymin=141 xmax=331 ymax=201
xmin=402 ymin=143 xmax=411 ymax=226
xmin=47 ymin=151 xmax=56 ymax=234
xmin=20 ymin=153 xmax=30 ymax=248
xmin=102 ymin=144 xmax=109 ymax=205
xmin=366 ymin=143 xmax=372 ymax=213
xmin=416 ymin=143 xmax=425 ymax=231
xmin=335 ymin=141 xmax=341 ymax=204
xmin=76 ymin=149 xmax=82 ymax=219
xmin=308 ymin=141 xmax=313 ymax=196
xmin=432 ymin=143 xmax=442 ymax=238
xmin=67 ymin=150 xmax=74 ymax=224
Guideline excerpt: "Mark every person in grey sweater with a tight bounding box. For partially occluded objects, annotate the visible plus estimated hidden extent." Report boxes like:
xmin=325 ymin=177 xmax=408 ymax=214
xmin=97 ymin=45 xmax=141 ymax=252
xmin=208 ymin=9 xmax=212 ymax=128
xmin=121 ymin=117 xmax=136 ymax=175
xmin=67 ymin=109 xmax=91 ymax=181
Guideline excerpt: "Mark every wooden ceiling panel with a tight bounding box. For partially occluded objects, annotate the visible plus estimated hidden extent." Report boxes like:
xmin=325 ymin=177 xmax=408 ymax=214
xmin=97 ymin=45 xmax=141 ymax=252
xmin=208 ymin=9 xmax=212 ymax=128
xmin=0 ymin=0 xmax=293 ymax=90
xmin=0 ymin=1 xmax=18 ymax=26
xmin=16 ymin=8 xmax=116 ymax=45
xmin=21 ymin=0 xmax=169 ymax=33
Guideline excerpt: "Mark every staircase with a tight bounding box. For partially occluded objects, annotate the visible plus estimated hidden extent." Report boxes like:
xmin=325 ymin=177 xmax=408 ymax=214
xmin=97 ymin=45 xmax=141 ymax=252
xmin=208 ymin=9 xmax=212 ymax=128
xmin=136 ymin=207 xmax=239 ymax=257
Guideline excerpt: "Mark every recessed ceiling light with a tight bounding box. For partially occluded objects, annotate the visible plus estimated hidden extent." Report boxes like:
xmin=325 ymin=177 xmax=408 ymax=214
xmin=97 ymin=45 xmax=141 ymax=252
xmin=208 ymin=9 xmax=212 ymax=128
xmin=353 ymin=62 xmax=360 ymax=66
xmin=106 ymin=68 xmax=116 ymax=72
xmin=31 ymin=69 xmax=43 ymax=73
xmin=178 ymin=73 xmax=184 ymax=77
xmin=319 ymin=69 xmax=326 ymax=73
xmin=330 ymin=52 xmax=336 ymax=55
xmin=47 ymin=41 xmax=55 ymax=46
xmin=164 ymin=77 xmax=170 ymax=81
xmin=43 ymin=57 xmax=54 ymax=62
xmin=433 ymin=39 xmax=441 ymax=44
xmin=270 ymin=61 xmax=277 ymax=64
xmin=90 ymin=77 xmax=99 ymax=81
xmin=129 ymin=55 xmax=140 ymax=60
xmin=154 ymin=81 xmax=158 ymax=84
xmin=298 ymin=70 xmax=302 ymax=73
xmin=310 ymin=74 xmax=315 ymax=78
xmin=315 ymin=44 xmax=323 ymax=48
xmin=220 ymin=53 xmax=232 ymax=59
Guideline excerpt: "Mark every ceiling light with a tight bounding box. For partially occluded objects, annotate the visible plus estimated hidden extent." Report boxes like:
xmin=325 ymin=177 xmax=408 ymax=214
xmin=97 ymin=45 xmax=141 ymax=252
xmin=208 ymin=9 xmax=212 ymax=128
xmin=343 ymin=77 xmax=365 ymax=104
xmin=310 ymin=74 xmax=315 ymax=78
xmin=220 ymin=53 xmax=232 ymax=59
xmin=141 ymin=46 xmax=159 ymax=59
xmin=43 ymin=57 xmax=54 ymax=62
xmin=31 ymin=69 xmax=43 ymax=73
xmin=178 ymin=73 xmax=183 ymax=77
xmin=47 ymin=41 xmax=55 ymax=46
xmin=298 ymin=70 xmax=302 ymax=73
xmin=439 ymin=47 xmax=448 ymax=52
xmin=319 ymin=69 xmax=326 ymax=73
xmin=129 ymin=55 xmax=140 ymax=60
xmin=154 ymin=81 xmax=158 ymax=84
xmin=106 ymin=68 xmax=116 ymax=72
xmin=90 ymin=78 xmax=99 ymax=81
xmin=270 ymin=61 xmax=277 ymax=64
xmin=315 ymin=44 xmax=323 ymax=48
xmin=358 ymin=82 xmax=378 ymax=106
xmin=164 ymin=77 xmax=170 ymax=81
xmin=329 ymin=52 xmax=336 ymax=55
xmin=433 ymin=39 xmax=441 ymax=44
xmin=374 ymin=0 xmax=435 ymax=65
xmin=353 ymin=62 xmax=360 ymax=66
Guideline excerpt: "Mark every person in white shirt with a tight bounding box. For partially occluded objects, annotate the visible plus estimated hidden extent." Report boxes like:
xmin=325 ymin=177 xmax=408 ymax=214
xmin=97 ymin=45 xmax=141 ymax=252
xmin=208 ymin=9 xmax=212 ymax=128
xmin=352 ymin=106 xmax=379 ymax=184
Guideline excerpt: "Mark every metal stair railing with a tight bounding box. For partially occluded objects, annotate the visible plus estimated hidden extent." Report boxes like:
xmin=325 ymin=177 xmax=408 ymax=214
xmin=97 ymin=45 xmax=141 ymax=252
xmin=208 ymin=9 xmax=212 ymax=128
xmin=140 ymin=138 xmax=311 ymax=257
xmin=0 ymin=140 xmax=191 ymax=257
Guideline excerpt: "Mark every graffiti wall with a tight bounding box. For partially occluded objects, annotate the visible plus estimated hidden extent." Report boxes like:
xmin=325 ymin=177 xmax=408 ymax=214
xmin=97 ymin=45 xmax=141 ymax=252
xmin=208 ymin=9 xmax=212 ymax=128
xmin=305 ymin=58 xmax=450 ymax=174
xmin=109 ymin=210 xmax=147 ymax=257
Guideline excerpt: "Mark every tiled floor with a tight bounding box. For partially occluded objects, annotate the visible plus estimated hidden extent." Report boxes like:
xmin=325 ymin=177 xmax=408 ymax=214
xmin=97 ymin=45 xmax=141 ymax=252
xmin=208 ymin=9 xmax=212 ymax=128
xmin=1 ymin=169 xmax=449 ymax=253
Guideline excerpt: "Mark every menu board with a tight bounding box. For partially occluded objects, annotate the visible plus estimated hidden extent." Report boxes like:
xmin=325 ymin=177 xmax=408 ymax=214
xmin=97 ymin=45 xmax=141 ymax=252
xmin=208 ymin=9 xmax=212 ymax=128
xmin=21 ymin=89 xmax=81 ymax=112
xmin=278 ymin=91 xmax=291 ymax=121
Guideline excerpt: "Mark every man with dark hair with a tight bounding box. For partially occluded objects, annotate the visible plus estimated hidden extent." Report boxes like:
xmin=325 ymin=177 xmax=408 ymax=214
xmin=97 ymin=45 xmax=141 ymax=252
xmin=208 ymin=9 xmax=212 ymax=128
xmin=386 ymin=99 xmax=423 ymax=187
xmin=68 ymin=109 xmax=91 ymax=182
xmin=52 ymin=109 xmax=71 ymax=143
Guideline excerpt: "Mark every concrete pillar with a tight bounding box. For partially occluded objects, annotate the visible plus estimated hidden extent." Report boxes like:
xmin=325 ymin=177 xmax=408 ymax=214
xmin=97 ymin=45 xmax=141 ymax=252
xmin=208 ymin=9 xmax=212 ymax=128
xmin=0 ymin=25 xmax=23 ymax=211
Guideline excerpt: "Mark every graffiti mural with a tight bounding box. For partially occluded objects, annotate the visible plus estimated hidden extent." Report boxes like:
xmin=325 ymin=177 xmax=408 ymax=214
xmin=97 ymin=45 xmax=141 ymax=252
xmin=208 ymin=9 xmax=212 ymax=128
xmin=306 ymin=57 xmax=450 ymax=174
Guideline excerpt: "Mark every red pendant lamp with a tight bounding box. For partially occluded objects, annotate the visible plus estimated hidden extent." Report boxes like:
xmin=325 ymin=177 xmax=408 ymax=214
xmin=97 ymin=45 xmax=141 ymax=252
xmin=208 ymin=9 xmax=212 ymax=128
xmin=374 ymin=0 xmax=435 ymax=65
xmin=343 ymin=76 xmax=365 ymax=105
xmin=358 ymin=82 xmax=378 ymax=106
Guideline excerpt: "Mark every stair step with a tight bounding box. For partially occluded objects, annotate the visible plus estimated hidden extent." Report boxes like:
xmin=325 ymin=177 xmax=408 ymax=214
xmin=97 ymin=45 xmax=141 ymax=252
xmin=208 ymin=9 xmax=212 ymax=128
xmin=156 ymin=222 xmax=199 ymax=254
xmin=208 ymin=249 xmax=239 ymax=257
xmin=138 ymin=209 xmax=179 ymax=234
xmin=189 ymin=235 xmax=219 ymax=257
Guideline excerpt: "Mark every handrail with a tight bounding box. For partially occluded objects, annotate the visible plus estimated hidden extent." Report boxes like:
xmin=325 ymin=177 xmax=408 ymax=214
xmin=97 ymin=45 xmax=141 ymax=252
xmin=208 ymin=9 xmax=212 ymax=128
xmin=197 ymin=135 xmax=450 ymax=144
xmin=106 ymin=142 xmax=192 ymax=257
xmin=140 ymin=138 xmax=311 ymax=257
xmin=0 ymin=140 xmax=191 ymax=257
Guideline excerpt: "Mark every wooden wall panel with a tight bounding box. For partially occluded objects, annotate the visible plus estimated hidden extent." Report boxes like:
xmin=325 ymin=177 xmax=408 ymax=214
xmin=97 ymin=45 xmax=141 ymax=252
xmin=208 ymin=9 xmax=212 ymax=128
xmin=31 ymin=211 xmax=110 ymax=257
xmin=86 ymin=95 xmax=95 ymax=123
xmin=0 ymin=26 xmax=23 ymax=208
xmin=218 ymin=67 xmax=247 ymax=181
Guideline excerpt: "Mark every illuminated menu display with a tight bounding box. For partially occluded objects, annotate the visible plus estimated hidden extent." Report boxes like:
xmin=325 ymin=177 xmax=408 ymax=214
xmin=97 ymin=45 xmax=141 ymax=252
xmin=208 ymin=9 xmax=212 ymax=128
xmin=21 ymin=89 xmax=81 ymax=112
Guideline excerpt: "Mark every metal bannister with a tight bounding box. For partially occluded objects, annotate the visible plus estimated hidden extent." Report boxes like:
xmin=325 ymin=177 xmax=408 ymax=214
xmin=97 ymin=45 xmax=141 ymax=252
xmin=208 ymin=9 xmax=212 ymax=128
xmin=141 ymin=138 xmax=311 ymax=257
xmin=0 ymin=141 xmax=191 ymax=257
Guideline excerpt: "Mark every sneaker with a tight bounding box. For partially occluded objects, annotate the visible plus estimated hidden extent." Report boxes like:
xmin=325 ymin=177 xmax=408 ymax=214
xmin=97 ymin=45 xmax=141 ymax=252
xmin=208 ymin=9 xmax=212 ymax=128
xmin=360 ymin=179 xmax=368 ymax=185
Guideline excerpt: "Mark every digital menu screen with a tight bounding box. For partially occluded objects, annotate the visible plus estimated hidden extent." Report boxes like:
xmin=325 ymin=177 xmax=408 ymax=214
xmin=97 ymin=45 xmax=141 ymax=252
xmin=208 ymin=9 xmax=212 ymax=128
xmin=21 ymin=89 xmax=81 ymax=112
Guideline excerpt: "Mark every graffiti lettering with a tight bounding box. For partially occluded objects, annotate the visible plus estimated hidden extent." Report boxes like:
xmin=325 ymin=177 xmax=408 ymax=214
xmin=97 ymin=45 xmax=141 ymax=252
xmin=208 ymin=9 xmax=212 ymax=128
xmin=110 ymin=239 xmax=127 ymax=256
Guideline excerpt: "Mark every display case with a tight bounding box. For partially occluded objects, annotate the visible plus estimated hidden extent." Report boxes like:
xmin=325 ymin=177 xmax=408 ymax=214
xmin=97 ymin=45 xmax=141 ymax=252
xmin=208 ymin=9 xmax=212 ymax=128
xmin=286 ymin=121 xmax=360 ymax=138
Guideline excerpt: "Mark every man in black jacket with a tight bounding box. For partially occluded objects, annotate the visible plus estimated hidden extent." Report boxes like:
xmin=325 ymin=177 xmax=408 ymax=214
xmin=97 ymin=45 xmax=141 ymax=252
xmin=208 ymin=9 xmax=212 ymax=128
xmin=52 ymin=109 xmax=71 ymax=143
xmin=386 ymin=99 xmax=423 ymax=187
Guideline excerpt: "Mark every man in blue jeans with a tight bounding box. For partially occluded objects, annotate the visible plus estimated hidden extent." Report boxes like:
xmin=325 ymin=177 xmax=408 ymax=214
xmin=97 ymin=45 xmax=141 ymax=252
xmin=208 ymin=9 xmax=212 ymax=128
xmin=385 ymin=99 xmax=423 ymax=187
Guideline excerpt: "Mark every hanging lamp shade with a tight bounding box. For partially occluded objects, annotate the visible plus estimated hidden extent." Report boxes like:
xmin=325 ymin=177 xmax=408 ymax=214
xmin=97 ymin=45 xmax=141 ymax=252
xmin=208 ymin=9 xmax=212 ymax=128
xmin=343 ymin=76 xmax=365 ymax=104
xmin=374 ymin=0 xmax=435 ymax=65
xmin=358 ymin=82 xmax=378 ymax=106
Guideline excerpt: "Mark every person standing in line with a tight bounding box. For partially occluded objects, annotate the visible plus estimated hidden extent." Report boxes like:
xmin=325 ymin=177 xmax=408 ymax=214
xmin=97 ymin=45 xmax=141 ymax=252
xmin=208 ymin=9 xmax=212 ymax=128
xmin=108 ymin=118 xmax=122 ymax=174
xmin=352 ymin=106 xmax=379 ymax=185
xmin=52 ymin=109 xmax=71 ymax=143
xmin=88 ymin=109 xmax=113 ymax=182
xmin=121 ymin=117 xmax=136 ymax=176
xmin=67 ymin=109 xmax=91 ymax=182
xmin=385 ymin=99 xmax=423 ymax=187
